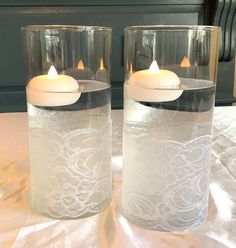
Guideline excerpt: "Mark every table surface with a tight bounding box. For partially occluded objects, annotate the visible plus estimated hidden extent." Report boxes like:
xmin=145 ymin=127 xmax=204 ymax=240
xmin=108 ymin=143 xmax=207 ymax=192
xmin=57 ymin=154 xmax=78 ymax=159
xmin=0 ymin=108 xmax=236 ymax=248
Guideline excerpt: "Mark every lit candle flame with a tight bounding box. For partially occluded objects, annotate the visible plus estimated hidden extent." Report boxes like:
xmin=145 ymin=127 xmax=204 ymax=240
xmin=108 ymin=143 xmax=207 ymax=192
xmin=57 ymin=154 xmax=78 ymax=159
xmin=48 ymin=65 xmax=58 ymax=78
xmin=149 ymin=60 xmax=159 ymax=72
xmin=180 ymin=56 xmax=191 ymax=68
xmin=100 ymin=58 xmax=104 ymax=70
xmin=77 ymin=60 xmax=84 ymax=70
xmin=130 ymin=63 xmax=133 ymax=75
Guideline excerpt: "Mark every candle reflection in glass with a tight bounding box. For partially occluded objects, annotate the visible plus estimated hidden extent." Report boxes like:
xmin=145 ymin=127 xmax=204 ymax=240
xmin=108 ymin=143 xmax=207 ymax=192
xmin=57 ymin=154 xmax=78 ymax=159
xmin=96 ymin=58 xmax=108 ymax=81
xmin=64 ymin=59 xmax=93 ymax=80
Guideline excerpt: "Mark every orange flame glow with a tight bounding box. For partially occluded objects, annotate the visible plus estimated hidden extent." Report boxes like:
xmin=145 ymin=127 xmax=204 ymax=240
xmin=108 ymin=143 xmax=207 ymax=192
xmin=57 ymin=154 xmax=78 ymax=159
xmin=77 ymin=60 xmax=84 ymax=70
xmin=130 ymin=63 xmax=133 ymax=75
xmin=100 ymin=58 xmax=104 ymax=70
xmin=180 ymin=57 xmax=191 ymax=68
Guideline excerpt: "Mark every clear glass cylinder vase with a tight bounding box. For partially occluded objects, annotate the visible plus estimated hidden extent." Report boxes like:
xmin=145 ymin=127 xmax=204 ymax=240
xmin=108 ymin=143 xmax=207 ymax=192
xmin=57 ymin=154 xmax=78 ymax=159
xmin=122 ymin=25 xmax=220 ymax=231
xmin=22 ymin=25 xmax=112 ymax=219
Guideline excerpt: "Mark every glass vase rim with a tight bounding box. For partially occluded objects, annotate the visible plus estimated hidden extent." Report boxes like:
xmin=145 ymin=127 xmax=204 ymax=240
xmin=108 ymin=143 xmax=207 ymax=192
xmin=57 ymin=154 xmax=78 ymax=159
xmin=124 ymin=25 xmax=220 ymax=32
xmin=21 ymin=25 xmax=112 ymax=32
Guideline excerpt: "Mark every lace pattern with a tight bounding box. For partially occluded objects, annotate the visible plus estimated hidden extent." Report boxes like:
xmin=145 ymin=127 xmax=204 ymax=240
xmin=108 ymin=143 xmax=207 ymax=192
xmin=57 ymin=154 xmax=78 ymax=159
xmin=122 ymin=131 xmax=212 ymax=231
xmin=29 ymin=122 xmax=112 ymax=219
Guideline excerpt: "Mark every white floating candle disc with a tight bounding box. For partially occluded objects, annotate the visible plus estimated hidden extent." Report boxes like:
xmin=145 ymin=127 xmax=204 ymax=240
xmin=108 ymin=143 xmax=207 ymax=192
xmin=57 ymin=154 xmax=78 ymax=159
xmin=27 ymin=65 xmax=81 ymax=106
xmin=127 ymin=60 xmax=183 ymax=102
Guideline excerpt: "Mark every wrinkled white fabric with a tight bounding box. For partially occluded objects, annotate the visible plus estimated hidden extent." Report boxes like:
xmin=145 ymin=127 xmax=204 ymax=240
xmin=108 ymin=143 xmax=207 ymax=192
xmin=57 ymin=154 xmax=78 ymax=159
xmin=0 ymin=108 xmax=235 ymax=248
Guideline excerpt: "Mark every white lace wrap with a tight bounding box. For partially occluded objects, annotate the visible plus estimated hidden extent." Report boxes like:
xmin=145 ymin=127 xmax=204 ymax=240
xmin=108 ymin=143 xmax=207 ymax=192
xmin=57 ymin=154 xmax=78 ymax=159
xmin=28 ymin=107 xmax=112 ymax=219
xmin=122 ymin=123 xmax=212 ymax=231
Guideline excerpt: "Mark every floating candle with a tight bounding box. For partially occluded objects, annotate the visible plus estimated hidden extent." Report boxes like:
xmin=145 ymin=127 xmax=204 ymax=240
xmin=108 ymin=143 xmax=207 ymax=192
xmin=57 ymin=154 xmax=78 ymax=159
xmin=126 ymin=60 xmax=183 ymax=102
xmin=26 ymin=65 xmax=81 ymax=106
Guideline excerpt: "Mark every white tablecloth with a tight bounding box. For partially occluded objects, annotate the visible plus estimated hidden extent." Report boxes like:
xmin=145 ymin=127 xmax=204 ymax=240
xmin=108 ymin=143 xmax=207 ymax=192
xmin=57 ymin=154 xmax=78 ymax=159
xmin=0 ymin=108 xmax=236 ymax=248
